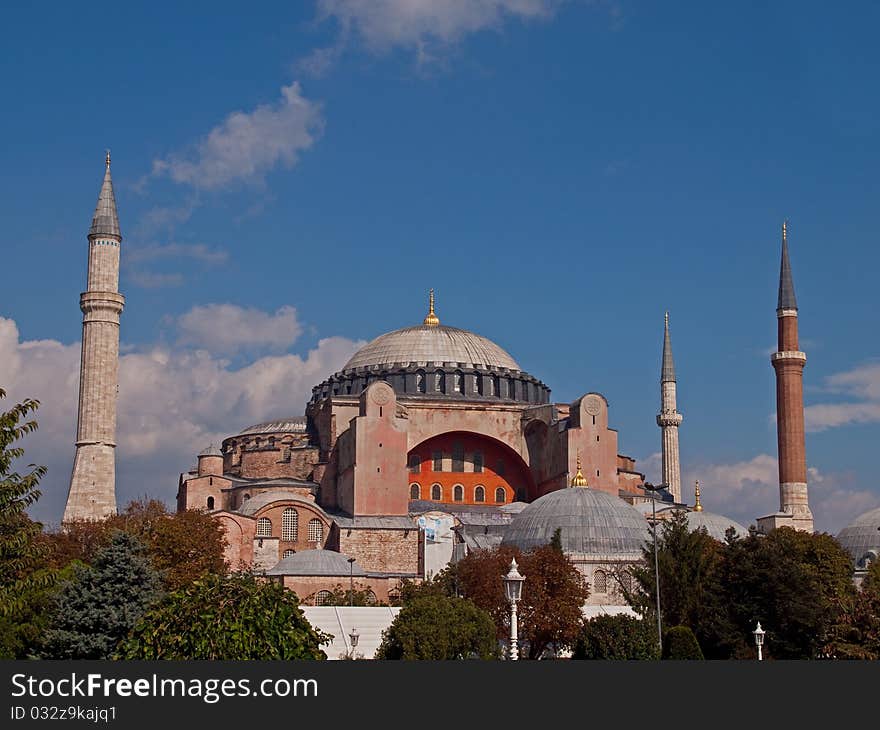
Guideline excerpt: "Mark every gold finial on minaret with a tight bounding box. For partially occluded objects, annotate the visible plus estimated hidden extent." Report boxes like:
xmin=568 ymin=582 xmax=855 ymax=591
xmin=423 ymin=288 xmax=440 ymax=326
xmin=105 ymin=149 xmax=111 ymax=168
xmin=664 ymin=310 xmax=669 ymax=328
xmin=694 ymin=479 xmax=703 ymax=512
xmin=571 ymin=452 xmax=588 ymax=487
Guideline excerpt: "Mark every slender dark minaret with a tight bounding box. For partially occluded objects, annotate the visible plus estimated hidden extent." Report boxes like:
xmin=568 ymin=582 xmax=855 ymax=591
xmin=758 ymin=221 xmax=813 ymax=533
xmin=657 ymin=312 xmax=682 ymax=502
xmin=63 ymin=152 xmax=124 ymax=522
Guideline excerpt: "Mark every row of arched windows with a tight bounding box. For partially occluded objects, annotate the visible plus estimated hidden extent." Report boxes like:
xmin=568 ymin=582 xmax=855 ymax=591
xmin=313 ymin=589 xmax=378 ymax=606
xmin=410 ymin=483 xmax=506 ymax=503
xmin=592 ymin=570 xmax=633 ymax=595
xmin=256 ymin=511 xmax=324 ymax=543
xmin=409 ymin=450 xmax=488 ymax=474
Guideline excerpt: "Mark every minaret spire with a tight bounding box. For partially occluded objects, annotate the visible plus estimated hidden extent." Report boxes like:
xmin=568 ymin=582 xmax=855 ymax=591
xmin=64 ymin=153 xmax=125 ymax=523
xmin=758 ymin=220 xmax=813 ymax=533
xmin=657 ymin=311 xmax=683 ymax=502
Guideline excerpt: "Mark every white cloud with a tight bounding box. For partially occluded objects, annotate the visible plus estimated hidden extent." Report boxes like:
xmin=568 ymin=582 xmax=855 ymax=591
xmin=126 ymin=243 xmax=229 ymax=266
xmin=0 ymin=314 xmax=363 ymax=527
xmin=152 ymin=82 xmax=324 ymax=190
xmin=301 ymin=0 xmax=565 ymax=72
xmin=176 ymin=304 xmax=304 ymax=355
xmin=677 ymin=453 xmax=880 ymax=535
xmin=804 ymin=361 xmax=880 ymax=432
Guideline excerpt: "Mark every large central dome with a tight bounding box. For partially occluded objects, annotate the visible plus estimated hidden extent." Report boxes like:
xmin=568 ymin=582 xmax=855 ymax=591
xmin=343 ymin=324 xmax=520 ymax=371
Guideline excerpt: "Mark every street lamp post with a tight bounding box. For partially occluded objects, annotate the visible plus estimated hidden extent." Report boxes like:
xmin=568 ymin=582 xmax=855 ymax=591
xmin=348 ymin=627 xmax=359 ymax=660
xmin=643 ymin=481 xmax=667 ymax=654
xmin=347 ymin=556 xmax=355 ymax=607
xmin=503 ymin=558 xmax=525 ymax=660
xmin=753 ymin=622 xmax=765 ymax=661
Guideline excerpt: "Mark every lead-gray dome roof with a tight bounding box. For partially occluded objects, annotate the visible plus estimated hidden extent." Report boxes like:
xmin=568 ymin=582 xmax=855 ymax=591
xmin=236 ymin=418 xmax=307 ymax=436
xmin=343 ymin=325 xmax=520 ymax=371
xmin=837 ymin=506 xmax=880 ymax=567
xmin=502 ymin=487 xmax=651 ymax=558
xmin=266 ymin=549 xmax=367 ymax=577
xmin=686 ymin=511 xmax=749 ymax=541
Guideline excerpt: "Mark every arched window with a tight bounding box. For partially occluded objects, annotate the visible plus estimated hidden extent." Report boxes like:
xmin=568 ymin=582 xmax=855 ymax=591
xmin=432 ymin=451 xmax=443 ymax=472
xmin=594 ymin=569 xmax=608 ymax=594
xmin=431 ymin=484 xmax=442 ymax=501
xmin=452 ymin=442 xmax=464 ymax=472
xmin=257 ymin=517 xmax=272 ymax=537
xmin=453 ymin=484 xmax=464 ymax=502
xmin=388 ymin=587 xmax=401 ymax=605
xmin=410 ymin=483 xmax=421 ymax=500
xmin=282 ymin=549 xmax=295 ymax=559
xmin=473 ymin=372 xmax=482 ymax=395
xmin=474 ymin=485 xmax=485 ymax=503
xmin=315 ymin=590 xmax=332 ymax=606
xmin=206 ymin=496 xmax=215 ymax=510
xmin=408 ymin=453 xmax=421 ymax=473
xmin=434 ymin=370 xmax=445 ymax=394
xmin=365 ymin=590 xmax=378 ymax=606
xmin=454 ymin=370 xmax=463 ymax=393
xmin=495 ymin=487 xmax=506 ymax=503
xmin=473 ymin=451 xmax=483 ymax=473
xmin=416 ymin=370 xmax=426 ymax=393
xmin=282 ymin=508 xmax=298 ymax=542
xmin=491 ymin=375 xmax=500 ymax=397
xmin=308 ymin=519 xmax=323 ymax=543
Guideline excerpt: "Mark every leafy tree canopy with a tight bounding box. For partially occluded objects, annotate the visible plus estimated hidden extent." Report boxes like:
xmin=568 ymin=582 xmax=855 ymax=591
xmin=376 ymin=592 xmax=497 ymax=660
xmin=119 ymin=572 xmax=329 ymax=660
xmin=663 ymin=625 xmax=704 ymax=660
xmin=41 ymin=531 xmax=163 ymax=659
xmin=572 ymin=614 xmax=660 ymax=660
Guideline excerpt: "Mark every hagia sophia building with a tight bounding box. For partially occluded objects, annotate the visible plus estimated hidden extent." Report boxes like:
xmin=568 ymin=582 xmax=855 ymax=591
xmin=62 ymin=156 xmax=880 ymax=607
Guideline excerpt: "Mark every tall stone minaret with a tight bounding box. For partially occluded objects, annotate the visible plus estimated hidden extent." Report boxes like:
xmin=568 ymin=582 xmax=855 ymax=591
xmin=758 ymin=222 xmax=813 ymax=533
xmin=656 ymin=312 xmax=683 ymax=502
xmin=63 ymin=152 xmax=124 ymax=523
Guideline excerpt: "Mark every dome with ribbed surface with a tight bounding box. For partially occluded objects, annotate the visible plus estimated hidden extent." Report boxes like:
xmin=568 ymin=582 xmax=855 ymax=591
xmin=502 ymin=487 xmax=651 ymax=558
xmin=237 ymin=418 xmax=307 ymax=436
xmin=837 ymin=506 xmax=880 ymax=568
xmin=343 ymin=325 xmax=520 ymax=371
xmin=686 ymin=511 xmax=749 ymax=541
xmin=266 ymin=549 xmax=367 ymax=577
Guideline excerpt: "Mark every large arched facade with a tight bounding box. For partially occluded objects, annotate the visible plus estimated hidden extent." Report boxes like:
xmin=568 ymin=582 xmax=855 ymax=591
xmin=407 ymin=431 xmax=537 ymax=505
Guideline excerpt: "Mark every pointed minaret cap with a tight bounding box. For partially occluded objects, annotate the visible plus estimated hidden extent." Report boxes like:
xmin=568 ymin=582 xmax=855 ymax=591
xmin=423 ymin=289 xmax=440 ymax=326
xmin=89 ymin=150 xmax=122 ymax=240
xmin=777 ymin=220 xmax=797 ymax=311
xmin=661 ymin=311 xmax=676 ymax=383
xmin=693 ymin=479 xmax=703 ymax=512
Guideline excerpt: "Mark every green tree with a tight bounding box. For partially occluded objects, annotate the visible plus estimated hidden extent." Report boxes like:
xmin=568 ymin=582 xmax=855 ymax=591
xmin=316 ymin=582 xmax=384 ymax=606
xmin=572 ymin=614 xmax=660 ymax=660
xmin=630 ymin=510 xmax=734 ymax=658
xmin=376 ymin=592 xmax=497 ymax=660
xmin=119 ymin=572 xmax=329 ymax=659
xmin=0 ymin=389 xmax=57 ymax=657
xmin=721 ymin=527 xmax=855 ymax=659
xmin=663 ymin=625 xmax=704 ymax=659
xmin=41 ymin=531 xmax=163 ymax=659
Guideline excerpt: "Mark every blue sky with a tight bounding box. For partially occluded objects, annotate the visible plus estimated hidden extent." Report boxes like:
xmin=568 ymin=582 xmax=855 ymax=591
xmin=2 ymin=1 xmax=879 ymax=532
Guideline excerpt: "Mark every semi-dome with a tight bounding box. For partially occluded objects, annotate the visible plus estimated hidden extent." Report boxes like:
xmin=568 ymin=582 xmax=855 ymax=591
xmin=837 ymin=506 xmax=880 ymax=568
xmin=343 ymin=324 xmax=520 ymax=371
xmin=237 ymin=418 xmax=307 ymax=436
xmin=503 ymin=487 xmax=651 ymax=558
xmin=686 ymin=511 xmax=749 ymax=541
xmin=266 ymin=549 xmax=367 ymax=577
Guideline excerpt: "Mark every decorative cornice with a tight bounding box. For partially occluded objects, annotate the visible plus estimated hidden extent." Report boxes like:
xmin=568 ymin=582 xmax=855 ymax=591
xmin=776 ymin=308 xmax=798 ymax=318
xmin=771 ymin=350 xmax=806 ymax=363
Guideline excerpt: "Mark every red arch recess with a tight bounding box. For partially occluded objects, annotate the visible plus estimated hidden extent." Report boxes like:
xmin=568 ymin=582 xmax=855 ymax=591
xmin=407 ymin=431 xmax=537 ymax=505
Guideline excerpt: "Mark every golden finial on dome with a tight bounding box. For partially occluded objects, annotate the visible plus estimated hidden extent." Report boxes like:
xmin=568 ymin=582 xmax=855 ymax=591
xmin=423 ymin=288 xmax=440 ymax=327
xmin=571 ymin=452 xmax=588 ymax=487
xmin=694 ymin=479 xmax=703 ymax=512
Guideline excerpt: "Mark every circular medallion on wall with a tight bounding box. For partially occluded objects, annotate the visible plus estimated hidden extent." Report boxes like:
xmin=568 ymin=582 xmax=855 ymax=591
xmin=370 ymin=382 xmax=393 ymax=405
xmin=584 ymin=395 xmax=603 ymax=416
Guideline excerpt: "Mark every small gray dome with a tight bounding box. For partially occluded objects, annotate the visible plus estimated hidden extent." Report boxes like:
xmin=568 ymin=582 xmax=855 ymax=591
xmin=199 ymin=444 xmax=222 ymax=457
xmin=266 ymin=549 xmax=367 ymax=577
xmin=502 ymin=487 xmax=651 ymax=558
xmin=343 ymin=325 xmax=520 ymax=371
xmin=686 ymin=511 xmax=749 ymax=541
xmin=837 ymin=506 xmax=880 ymax=568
